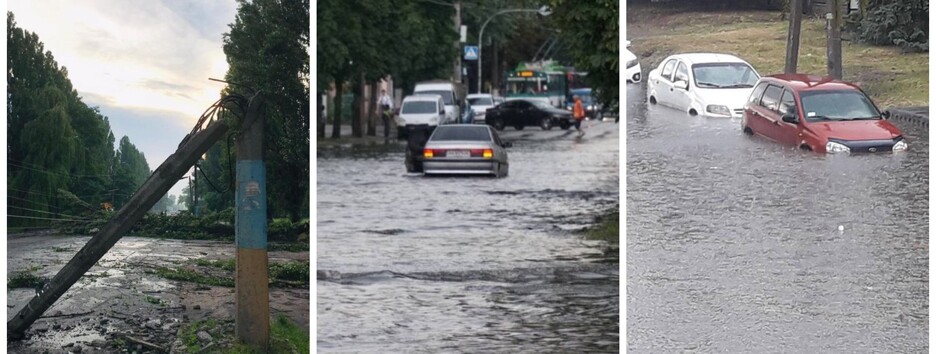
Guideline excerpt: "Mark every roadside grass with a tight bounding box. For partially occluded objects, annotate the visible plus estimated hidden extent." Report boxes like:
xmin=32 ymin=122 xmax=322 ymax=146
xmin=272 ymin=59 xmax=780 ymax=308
xmin=586 ymin=206 xmax=619 ymax=246
xmin=180 ymin=316 xmax=308 ymax=354
xmin=8 ymin=269 xmax=43 ymax=289
xmin=155 ymin=259 xmax=309 ymax=288
xmin=628 ymin=8 xmax=928 ymax=108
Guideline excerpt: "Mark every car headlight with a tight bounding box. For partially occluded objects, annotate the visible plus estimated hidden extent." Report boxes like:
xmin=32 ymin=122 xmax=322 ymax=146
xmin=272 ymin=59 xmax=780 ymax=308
xmin=429 ymin=117 xmax=438 ymax=124
xmin=397 ymin=117 xmax=406 ymax=125
xmin=705 ymin=104 xmax=731 ymax=117
xmin=626 ymin=59 xmax=638 ymax=69
xmin=893 ymin=139 xmax=908 ymax=152
xmin=826 ymin=141 xmax=851 ymax=153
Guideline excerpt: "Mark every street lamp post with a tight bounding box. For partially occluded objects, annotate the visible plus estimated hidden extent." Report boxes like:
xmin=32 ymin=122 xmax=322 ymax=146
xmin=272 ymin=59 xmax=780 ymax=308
xmin=477 ymin=6 xmax=551 ymax=94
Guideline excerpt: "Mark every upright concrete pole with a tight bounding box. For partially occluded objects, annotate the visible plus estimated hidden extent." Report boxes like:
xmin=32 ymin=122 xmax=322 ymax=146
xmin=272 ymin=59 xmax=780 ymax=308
xmin=826 ymin=0 xmax=844 ymax=79
xmin=785 ymin=0 xmax=804 ymax=74
xmin=235 ymin=96 xmax=269 ymax=347
xmin=453 ymin=0 xmax=462 ymax=83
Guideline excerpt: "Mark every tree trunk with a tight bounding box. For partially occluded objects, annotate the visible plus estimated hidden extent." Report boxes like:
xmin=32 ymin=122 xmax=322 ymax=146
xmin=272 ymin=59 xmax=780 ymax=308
xmin=351 ymin=72 xmax=364 ymax=138
xmin=331 ymin=79 xmax=343 ymax=139
xmin=367 ymin=81 xmax=378 ymax=136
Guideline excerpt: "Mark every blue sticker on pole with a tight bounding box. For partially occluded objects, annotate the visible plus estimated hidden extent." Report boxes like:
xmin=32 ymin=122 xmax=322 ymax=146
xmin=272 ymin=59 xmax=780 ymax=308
xmin=236 ymin=160 xmax=267 ymax=249
xmin=464 ymin=46 xmax=479 ymax=60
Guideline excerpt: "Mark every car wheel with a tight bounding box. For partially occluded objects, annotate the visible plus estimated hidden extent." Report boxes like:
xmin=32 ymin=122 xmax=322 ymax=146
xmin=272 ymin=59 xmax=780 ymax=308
xmin=514 ymin=124 xmax=525 ymax=131
xmin=540 ymin=118 xmax=552 ymax=130
xmin=649 ymin=96 xmax=657 ymax=105
xmin=742 ymin=126 xmax=753 ymax=135
xmin=492 ymin=118 xmax=506 ymax=131
xmin=559 ymin=121 xmax=571 ymax=130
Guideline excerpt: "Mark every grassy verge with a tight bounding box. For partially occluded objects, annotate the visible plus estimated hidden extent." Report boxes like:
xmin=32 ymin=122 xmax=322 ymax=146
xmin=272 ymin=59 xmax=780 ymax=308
xmin=627 ymin=6 xmax=928 ymax=107
xmin=155 ymin=259 xmax=310 ymax=288
xmin=8 ymin=269 xmax=43 ymax=289
xmin=586 ymin=205 xmax=619 ymax=246
xmin=179 ymin=316 xmax=308 ymax=354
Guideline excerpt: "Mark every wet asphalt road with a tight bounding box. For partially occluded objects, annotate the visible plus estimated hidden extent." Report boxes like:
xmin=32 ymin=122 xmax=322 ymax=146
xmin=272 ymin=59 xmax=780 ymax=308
xmin=317 ymin=121 xmax=620 ymax=352
xmin=627 ymin=83 xmax=928 ymax=352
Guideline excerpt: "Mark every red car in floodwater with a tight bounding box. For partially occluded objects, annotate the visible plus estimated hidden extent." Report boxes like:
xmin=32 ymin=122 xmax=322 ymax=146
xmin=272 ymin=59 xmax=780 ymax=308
xmin=741 ymin=74 xmax=908 ymax=154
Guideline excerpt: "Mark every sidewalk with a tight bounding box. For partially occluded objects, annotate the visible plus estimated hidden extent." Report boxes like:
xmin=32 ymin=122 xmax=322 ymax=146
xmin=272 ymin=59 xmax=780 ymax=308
xmin=315 ymin=124 xmax=401 ymax=146
xmin=888 ymin=107 xmax=928 ymax=127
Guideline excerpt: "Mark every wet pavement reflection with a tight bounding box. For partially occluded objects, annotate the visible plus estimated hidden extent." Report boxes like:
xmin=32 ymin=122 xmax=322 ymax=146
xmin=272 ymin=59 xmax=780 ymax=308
xmin=626 ymin=83 xmax=928 ymax=352
xmin=317 ymin=121 xmax=620 ymax=352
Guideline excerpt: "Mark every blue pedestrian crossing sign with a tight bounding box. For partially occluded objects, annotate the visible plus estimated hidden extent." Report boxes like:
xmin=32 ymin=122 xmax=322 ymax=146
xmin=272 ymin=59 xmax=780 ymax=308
xmin=464 ymin=46 xmax=479 ymax=60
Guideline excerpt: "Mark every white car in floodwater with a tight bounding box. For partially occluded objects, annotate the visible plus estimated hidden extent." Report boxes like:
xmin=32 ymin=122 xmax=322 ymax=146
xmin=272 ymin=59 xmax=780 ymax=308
xmin=625 ymin=41 xmax=641 ymax=83
xmin=646 ymin=53 xmax=760 ymax=118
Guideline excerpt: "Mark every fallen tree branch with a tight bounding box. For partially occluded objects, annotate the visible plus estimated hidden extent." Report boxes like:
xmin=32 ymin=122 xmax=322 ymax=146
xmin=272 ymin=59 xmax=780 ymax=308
xmin=39 ymin=311 xmax=93 ymax=319
xmin=123 ymin=335 xmax=167 ymax=353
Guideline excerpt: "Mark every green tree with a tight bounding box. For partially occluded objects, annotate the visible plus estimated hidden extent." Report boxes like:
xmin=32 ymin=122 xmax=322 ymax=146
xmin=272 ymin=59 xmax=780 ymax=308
xmin=546 ymin=0 xmax=619 ymax=107
xmin=111 ymin=136 xmax=151 ymax=208
xmin=222 ymin=0 xmax=309 ymax=221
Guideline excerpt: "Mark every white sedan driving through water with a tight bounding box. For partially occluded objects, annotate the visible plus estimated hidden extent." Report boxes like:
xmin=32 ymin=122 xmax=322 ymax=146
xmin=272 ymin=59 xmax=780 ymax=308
xmin=646 ymin=53 xmax=759 ymax=118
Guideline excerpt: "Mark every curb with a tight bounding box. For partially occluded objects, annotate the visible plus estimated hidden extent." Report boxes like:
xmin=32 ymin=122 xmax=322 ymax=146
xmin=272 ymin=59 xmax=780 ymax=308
xmin=888 ymin=107 xmax=928 ymax=127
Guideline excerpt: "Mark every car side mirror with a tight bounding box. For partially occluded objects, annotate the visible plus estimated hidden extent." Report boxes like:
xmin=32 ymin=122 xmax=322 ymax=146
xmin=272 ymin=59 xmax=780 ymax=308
xmin=882 ymin=110 xmax=891 ymax=119
xmin=502 ymin=142 xmax=512 ymax=148
xmin=781 ymin=113 xmax=798 ymax=124
xmin=675 ymin=80 xmax=689 ymax=90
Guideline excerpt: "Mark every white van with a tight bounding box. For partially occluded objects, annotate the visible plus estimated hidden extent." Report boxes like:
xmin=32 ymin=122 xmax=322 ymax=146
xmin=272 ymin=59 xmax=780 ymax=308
xmin=414 ymin=81 xmax=463 ymax=124
xmin=397 ymin=94 xmax=446 ymax=139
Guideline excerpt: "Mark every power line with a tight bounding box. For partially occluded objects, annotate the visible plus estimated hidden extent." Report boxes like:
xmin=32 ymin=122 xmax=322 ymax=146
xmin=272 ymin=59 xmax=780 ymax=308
xmin=8 ymin=195 xmax=58 ymax=209
xmin=7 ymin=160 xmax=115 ymax=179
xmin=7 ymin=215 xmax=89 ymax=222
xmin=7 ymin=205 xmax=89 ymax=220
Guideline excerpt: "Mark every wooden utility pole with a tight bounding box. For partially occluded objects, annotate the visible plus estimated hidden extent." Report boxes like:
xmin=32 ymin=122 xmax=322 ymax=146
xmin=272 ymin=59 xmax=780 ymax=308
xmin=784 ymin=0 xmax=804 ymax=74
xmin=826 ymin=0 xmax=843 ymax=79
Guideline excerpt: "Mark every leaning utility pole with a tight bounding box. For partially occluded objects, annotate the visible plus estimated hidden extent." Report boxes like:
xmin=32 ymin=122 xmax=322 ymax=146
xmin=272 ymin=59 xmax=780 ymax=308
xmin=784 ymin=0 xmax=804 ymax=74
xmin=826 ymin=0 xmax=843 ymax=79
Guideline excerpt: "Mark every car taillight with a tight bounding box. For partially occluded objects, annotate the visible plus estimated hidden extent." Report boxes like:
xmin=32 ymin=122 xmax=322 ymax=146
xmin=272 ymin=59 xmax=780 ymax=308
xmin=483 ymin=149 xmax=493 ymax=158
xmin=423 ymin=149 xmax=434 ymax=158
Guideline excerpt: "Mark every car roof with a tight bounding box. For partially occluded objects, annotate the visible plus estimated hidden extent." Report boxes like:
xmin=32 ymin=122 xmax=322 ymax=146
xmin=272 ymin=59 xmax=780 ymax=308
xmin=467 ymin=93 xmax=493 ymax=98
xmin=667 ymin=53 xmax=748 ymax=65
xmin=761 ymin=74 xmax=863 ymax=92
xmin=403 ymin=94 xmax=442 ymax=102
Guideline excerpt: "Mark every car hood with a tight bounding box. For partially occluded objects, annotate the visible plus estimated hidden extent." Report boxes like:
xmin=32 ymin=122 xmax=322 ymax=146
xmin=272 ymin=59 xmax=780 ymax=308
xmin=544 ymin=107 xmax=572 ymax=116
xmin=400 ymin=112 xmax=441 ymax=123
xmin=807 ymin=119 xmax=903 ymax=141
xmin=693 ymin=87 xmax=752 ymax=109
xmin=472 ymin=105 xmax=494 ymax=113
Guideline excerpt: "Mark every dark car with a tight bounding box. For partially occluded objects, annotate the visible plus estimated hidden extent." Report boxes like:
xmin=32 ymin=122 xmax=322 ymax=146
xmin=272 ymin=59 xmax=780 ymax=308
xmin=485 ymin=99 xmax=575 ymax=131
xmin=741 ymin=74 xmax=907 ymax=154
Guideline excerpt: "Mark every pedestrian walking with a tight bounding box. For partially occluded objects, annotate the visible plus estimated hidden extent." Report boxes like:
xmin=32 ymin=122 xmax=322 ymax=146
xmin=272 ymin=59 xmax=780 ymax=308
xmin=573 ymin=95 xmax=586 ymax=137
xmin=378 ymin=89 xmax=394 ymax=139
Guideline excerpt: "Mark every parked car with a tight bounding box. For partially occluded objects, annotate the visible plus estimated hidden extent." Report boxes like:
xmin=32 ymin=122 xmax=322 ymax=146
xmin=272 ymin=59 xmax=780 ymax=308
xmin=422 ymin=125 xmax=510 ymax=177
xmin=485 ymin=99 xmax=575 ymax=131
xmin=396 ymin=94 xmax=446 ymax=140
xmin=565 ymin=88 xmax=601 ymax=119
xmin=647 ymin=53 xmax=760 ymax=118
xmin=493 ymin=96 xmax=506 ymax=105
xmin=414 ymin=80 xmax=464 ymax=124
xmin=741 ymin=74 xmax=907 ymax=154
xmin=625 ymin=41 xmax=641 ymax=83
xmin=466 ymin=93 xmax=496 ymax=123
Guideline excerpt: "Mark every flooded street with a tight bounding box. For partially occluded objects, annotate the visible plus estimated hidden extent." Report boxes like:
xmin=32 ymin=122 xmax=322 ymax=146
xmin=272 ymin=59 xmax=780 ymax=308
xmin=317 ymin=122 xmax=620 ymax=352
xmin=626 ymin=83 xmax=928 ymax=352
xmin=7 ymin=235 xmax=309 ymax=353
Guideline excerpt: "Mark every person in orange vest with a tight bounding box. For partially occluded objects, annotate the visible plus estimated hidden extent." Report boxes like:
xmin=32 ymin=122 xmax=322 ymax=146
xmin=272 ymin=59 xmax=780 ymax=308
xmin=573 ymin=95 xmax=586 ymax=137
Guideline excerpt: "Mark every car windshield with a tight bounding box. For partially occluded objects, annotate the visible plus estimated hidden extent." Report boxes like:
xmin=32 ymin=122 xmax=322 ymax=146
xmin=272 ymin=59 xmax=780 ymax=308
xmin=430 ymin=126 xmax=492 ymax=141
xmin=401 ymin=101 xmax=437 ymax=114
xmin=468 ymin=97 xmax=493 ymax=106
xmin=800 ymin=90 xmax=881 ymax=121
xmin=692 ymin=63 xmax=759 ymax=88
xmin=416 ymin=90 xmax=454 ymax=105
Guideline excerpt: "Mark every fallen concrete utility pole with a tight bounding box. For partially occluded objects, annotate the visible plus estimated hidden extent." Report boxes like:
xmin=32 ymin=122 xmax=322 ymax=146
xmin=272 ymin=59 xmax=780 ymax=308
xmin=8 ymin=94 xmax=259 ymax=339
xmin=784 ymin=0 xmax=805 ymax=74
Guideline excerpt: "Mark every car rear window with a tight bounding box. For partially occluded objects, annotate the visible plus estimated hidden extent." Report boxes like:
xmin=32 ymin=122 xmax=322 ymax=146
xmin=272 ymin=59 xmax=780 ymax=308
xmin=401 ymin=101 xmax=438 ymax=114
xmin=416 ymin=90 xmax=454 ymax=105
xmin=430 ymin=126 xmax=491 ymax=141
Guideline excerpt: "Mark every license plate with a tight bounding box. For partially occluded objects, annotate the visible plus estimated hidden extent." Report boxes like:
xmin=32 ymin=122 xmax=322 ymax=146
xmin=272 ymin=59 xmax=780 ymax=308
xmin=448 ymin=150 xmax=470 ymax=158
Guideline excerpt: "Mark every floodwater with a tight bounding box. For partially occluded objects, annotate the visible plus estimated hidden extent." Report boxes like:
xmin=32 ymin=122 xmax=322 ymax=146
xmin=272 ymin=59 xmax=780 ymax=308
xmin=626 ymin=83 xmax=928 ymax=352
xmin=317 ymin=121 xmax=620 ymax=352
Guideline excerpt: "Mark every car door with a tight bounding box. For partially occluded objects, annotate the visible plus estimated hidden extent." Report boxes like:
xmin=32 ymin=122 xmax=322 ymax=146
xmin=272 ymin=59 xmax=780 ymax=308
xmin=775 ymin=88 xmax=800 ymax=146
xmin=753 ymin=84 xmax=785 ymax=142
xmin=514 ymin=100 xmax=534 ymax=125
xmin=744 ymin=82 xmax=769 ymax=132
xmin=671 ymin=61 xmax=692 ymax=112
xmin=490 ymin=128 xmax=507 ymax=164
xmin=653 ymin=59 xmax=678 ymax=106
